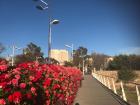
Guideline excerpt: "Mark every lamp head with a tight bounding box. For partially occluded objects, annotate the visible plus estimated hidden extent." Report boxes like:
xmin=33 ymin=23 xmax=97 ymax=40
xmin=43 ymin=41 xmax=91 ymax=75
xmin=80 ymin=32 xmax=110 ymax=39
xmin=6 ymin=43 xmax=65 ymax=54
xmin=65 ymin=45 xmax=72 ymax=48
xmin=51 ymin=20 xmax=59 ymax=24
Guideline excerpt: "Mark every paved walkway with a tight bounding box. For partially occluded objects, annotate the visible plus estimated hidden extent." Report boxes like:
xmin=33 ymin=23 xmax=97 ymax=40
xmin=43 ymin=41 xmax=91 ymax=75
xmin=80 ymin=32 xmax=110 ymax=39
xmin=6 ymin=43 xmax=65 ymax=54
xmin=73 ymin=75 xmax=122 ymax=105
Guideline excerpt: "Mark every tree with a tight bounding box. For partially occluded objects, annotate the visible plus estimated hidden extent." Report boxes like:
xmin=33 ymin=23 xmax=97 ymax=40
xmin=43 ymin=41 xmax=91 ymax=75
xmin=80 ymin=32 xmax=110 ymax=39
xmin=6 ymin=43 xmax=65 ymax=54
xmin=107 ymin=54 xmax=140 ymax=70
xmin=0 ymin=43 xmax=5 ymax=54
xmin=15 ymin=42 xmax=44 ymax=64
xmin=64 ymin=61 xmax=74 ymax=67
xmin=45 ymin=57 xmax=59 ymax=64
xmin=117 ymin=67 xmax=137 ymax=82
xmin=23 ymin=42 xmax=43 ymax=57
xmin=91 ymin=52 xmax=109 ymax=70
xmin=73 ymin=46 xmax=88 ymax=68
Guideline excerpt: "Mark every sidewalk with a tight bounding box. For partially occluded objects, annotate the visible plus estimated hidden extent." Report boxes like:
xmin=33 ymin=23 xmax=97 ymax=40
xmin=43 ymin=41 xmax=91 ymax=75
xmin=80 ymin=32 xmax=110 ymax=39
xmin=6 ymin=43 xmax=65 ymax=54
xmin=73 ymin=75 xmax=122 ymax=105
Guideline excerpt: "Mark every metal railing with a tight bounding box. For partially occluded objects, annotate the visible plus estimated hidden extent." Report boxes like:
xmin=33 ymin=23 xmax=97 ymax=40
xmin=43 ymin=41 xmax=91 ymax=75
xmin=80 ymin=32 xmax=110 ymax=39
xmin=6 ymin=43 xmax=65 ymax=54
xmin=92 ymin=71 xmax=140 ymax=105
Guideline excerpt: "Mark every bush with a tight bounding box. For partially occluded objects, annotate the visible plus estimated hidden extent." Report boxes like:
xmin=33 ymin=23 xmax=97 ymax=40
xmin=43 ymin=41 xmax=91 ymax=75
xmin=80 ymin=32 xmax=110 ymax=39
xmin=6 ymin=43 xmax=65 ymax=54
xmin=64 ymin=61 xmax=74 ymax=67
xmin=117 ymin=68 xmax=136 ymax=82
xmin=0 ymin=60 xmax=82 ymax=105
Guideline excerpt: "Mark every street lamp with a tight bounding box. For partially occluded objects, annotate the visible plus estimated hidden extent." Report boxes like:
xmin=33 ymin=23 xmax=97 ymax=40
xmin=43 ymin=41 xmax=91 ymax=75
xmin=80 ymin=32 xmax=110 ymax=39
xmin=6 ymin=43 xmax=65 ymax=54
xmin=33 ymin=0 xmax=59 ymax=63
xmin=65 ymin=44 xmax=73 ymax=61
xmin=48 ymin=19 xmax=59 ymax=63
xmin=79 ymin=51 xmax=86 ymax=76
xmin=11 ymin=45 xmax=21 ymax=66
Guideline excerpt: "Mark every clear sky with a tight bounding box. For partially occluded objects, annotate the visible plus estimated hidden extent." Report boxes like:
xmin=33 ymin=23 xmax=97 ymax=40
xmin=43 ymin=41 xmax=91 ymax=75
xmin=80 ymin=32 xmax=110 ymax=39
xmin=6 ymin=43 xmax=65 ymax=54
xmin=0 ymin=0 xmax=140 ymax=57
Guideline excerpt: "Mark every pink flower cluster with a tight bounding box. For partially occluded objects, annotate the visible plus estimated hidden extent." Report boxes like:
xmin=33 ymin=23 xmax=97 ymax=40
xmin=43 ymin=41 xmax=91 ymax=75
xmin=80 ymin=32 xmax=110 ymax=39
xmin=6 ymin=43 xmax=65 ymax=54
xmin=0 ymin=60 xmax=82 ymax=105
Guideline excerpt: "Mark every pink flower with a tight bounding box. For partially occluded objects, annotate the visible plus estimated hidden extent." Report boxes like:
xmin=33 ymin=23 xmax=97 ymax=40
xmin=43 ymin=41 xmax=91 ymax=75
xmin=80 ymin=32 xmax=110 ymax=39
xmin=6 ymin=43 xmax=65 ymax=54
xmin=19 ymin=83 xmax=26 ymax=89
xmin=12 ymin=79 xmax=18 ymax=86
xmin=0 ymin=99 xmax=6 ymax=105
xmin=0 ymin=65 xmax=7 ymax=71
xmin=15 ymin=75 xmax=20 ymax=80
xmin=28 ymin=82 xmax=32 ymax=85
xmin=31 ymin=87 xmax=36 ymax=94
xmin=5 ymin=74 xmax=10 ymax=79
xmin=29 ymin=76 xmax=35 ymax=81
xmin=46 ymin=100 xmax=50 ymax=105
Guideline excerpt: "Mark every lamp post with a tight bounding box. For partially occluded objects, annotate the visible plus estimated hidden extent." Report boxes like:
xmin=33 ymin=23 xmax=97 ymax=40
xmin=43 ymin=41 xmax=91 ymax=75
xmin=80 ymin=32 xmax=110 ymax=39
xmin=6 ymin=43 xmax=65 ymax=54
xmin=48 ymin=20 xmax=59 ymax=63
xmin=65 ymin=44 xmax=73 ymax=61
xmin=80 ymin=54 xmax=86 ymax=76
xmin=33 ymin=0 xmax=59 ymax=63
xmin=82 ymin=58 xmax=85 ymax=76
xmin=11 ymin=45 xmax=21 ymax=66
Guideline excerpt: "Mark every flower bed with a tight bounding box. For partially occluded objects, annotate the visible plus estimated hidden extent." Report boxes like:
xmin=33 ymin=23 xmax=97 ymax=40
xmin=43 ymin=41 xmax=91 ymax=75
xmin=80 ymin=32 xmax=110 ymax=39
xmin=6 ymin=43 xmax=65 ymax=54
xmin=0 ymin=61 xmax=82 ymax=105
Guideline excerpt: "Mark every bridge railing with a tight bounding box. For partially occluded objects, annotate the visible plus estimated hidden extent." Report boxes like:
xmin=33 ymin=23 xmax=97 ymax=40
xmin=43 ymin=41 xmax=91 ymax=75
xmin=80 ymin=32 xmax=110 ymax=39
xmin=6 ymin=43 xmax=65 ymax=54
xmin=92 ymin=71 xmax=140 ymax=105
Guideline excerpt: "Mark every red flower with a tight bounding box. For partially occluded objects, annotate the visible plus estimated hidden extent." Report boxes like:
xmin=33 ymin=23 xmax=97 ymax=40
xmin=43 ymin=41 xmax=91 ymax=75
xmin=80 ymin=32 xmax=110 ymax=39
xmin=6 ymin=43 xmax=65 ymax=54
xmin=8 ymin=95 xmax=13 ymax=102
xmin=0 ymin=82 xmax=6 ymax=89
xmin=12 ymin=91 xmax=22 ymax=104
xmin=26 ymin=93 xmax=32 ymax=99
xmin=0 ymin=99 xmax=6 ymax=105
xmin=53 ymin=84 xmax=60 ymax=90
xmin=43 ymin=78 xmax=51 ymax=88
xmin=45 ymin=90 xmax=49 ymax=97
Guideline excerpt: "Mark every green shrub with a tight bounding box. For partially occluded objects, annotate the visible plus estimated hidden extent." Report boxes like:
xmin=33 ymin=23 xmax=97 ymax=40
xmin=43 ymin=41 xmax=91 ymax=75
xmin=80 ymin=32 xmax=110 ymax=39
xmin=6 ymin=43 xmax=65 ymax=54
xmin=117 ymin=69 xmax=136 ymax=82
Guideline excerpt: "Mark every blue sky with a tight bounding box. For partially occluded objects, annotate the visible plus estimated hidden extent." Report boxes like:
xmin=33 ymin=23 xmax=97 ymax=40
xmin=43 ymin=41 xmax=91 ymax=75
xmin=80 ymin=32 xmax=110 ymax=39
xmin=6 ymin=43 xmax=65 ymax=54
xmin=0 ymin=0 xmax=140 ymax=57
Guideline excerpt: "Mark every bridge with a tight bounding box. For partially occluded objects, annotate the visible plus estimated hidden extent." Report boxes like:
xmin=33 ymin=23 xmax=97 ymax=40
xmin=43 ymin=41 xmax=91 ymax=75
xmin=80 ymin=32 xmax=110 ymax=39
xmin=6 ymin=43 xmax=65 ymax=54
xmin=73 ymin=75 xmax=136 ymax=105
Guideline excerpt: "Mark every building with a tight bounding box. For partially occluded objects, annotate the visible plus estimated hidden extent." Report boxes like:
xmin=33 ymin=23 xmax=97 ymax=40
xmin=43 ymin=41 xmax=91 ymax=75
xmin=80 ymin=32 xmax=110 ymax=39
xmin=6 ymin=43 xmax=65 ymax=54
xmin=50 ymin=49 xmax=69 ymax=65
xmin=104 ymin=56 xmax=114 ymax=69
xmin=107 ymin=57 xmax=114 ymax=62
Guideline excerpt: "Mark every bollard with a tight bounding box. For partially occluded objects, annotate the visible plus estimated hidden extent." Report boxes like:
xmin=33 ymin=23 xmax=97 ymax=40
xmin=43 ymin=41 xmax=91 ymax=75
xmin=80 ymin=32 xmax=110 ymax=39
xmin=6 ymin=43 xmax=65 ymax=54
xmin=136 ymin=85 xmax=140 ymax=105
xmin=120 ymin=81 xmax=127 ymax=102
xmin=112 ymin=78 xmax=117 ymax=94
